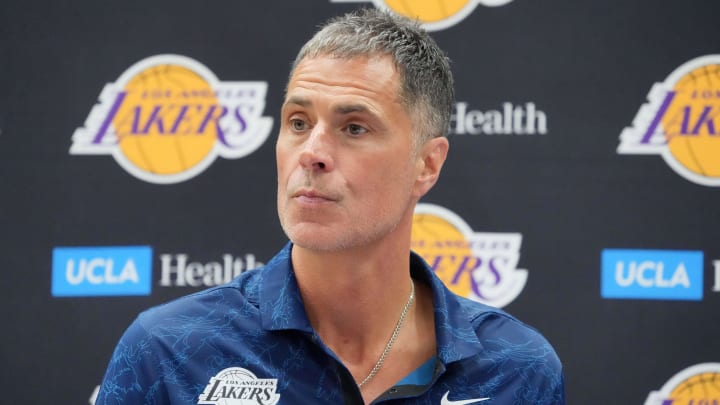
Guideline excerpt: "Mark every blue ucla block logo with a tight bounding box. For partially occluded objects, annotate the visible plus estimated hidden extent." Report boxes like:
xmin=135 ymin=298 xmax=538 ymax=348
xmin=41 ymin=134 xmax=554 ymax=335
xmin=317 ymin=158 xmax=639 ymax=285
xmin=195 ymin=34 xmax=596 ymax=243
xmin=52 ymin=246 xmax=153 ymax=297
xmin=601 ymin=249 xmax=703 ymax=301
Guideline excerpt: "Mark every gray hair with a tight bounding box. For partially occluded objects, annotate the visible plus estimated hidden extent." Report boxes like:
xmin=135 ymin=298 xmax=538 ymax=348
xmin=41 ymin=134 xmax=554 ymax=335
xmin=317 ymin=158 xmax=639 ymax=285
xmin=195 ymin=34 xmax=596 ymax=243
xmin=290 ymin=8 xmax=454 ymax=146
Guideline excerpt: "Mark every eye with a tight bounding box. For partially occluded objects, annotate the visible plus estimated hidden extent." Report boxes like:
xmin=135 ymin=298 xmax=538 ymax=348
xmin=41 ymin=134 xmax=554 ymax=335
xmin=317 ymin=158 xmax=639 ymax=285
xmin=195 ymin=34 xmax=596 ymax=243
xmin=290 ymin=118 xmax=307 ymax=132
xmin=347 ymin=123 xmax=368 ymax=137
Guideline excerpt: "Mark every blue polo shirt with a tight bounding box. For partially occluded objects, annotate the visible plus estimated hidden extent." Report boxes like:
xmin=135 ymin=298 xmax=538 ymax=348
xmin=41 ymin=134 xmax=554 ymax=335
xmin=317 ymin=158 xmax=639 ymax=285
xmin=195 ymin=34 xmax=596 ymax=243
xmin=96 ymin=243 xmax=565 ymax=404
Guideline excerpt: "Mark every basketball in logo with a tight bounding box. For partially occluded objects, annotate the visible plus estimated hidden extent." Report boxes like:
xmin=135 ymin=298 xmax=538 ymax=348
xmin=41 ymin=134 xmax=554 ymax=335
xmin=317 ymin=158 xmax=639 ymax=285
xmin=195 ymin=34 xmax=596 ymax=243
xmin=619 ymin=55 xmax=720 ymax=187
xmin=114 ymin=65 xmax=218 ymax=177
xmin=669 ymin=371 xmax=720 ymax=401
xmin=331 ymin=0 xmax=515 ymax=31
xmin=384 ymin=0 xmax=472 ymax=24
xmin=412 ymin=203 xmax=528 ymax=308
xmin=71 ymin=55 xmax=273 ymax=184
xmin=663 ymin=63 xmax=720 ymax=178
xmin=412 ymin=208 xmax=474 ymax=298
xmin=645 ymin=363 xmax=720 ymax=404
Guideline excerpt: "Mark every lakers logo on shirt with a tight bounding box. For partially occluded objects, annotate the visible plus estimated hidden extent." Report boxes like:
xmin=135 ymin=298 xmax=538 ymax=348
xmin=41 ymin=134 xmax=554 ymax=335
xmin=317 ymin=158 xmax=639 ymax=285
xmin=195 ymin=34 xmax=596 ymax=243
xmin=71 ymin=55 xmax=273 ymax=184
xmin=619 ymin=55 xmax=720 ymax=187
xmin=644 ymin=363 xmax=720 ymax=405
xmin=198 ymin=367 xmax=281 ymax=405
xmin=330 ymin=0 xmax=515 ymax=31
xmin=412 ymin=203 xmax=527 ymax=308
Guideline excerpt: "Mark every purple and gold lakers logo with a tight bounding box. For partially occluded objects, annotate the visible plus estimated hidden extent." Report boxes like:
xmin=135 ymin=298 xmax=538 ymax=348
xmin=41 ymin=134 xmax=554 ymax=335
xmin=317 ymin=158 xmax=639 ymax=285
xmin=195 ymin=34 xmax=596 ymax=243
xmin=71 ymin=55 xmax=273 ymax=184
xmin=644 ymin=363 xmax=720 ymax=405
xmin=331 ymin=0 xmax=514 ymax=31
xmin=619 ymin=55 xmax=720 ymax=187
xmin=412 ymin=203 xmax=527 ymax=308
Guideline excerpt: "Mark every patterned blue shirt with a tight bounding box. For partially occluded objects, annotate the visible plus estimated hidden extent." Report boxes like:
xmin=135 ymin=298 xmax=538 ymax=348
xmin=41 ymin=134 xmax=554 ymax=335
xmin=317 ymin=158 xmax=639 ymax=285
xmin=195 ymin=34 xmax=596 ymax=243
xmin=97 ymin=243 xmax=565 ymax=404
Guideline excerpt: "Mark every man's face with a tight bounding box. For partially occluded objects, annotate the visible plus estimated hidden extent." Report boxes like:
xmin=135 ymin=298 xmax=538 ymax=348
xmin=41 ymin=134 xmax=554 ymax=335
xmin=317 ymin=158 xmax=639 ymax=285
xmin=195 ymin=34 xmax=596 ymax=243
xmin=276 ymin=54 xmax=425 ymax=252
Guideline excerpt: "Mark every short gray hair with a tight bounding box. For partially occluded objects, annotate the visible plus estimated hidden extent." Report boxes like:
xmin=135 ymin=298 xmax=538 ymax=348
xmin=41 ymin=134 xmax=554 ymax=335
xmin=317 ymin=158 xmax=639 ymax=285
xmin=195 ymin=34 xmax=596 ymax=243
xmin=290 ymin=8 xmax=454 ymax=146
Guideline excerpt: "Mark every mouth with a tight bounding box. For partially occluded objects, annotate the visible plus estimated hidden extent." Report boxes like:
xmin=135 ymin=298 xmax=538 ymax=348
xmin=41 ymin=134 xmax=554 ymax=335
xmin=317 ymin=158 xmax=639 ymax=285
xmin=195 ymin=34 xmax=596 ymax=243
xmin=291 ymin=189 xmax=338 ymax=204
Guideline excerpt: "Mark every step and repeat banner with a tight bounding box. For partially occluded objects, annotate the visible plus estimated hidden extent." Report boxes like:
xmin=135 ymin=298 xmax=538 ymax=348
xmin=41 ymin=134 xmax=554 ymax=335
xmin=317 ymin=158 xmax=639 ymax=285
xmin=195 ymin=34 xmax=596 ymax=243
xmin=1 ymin=0 xmax=719 ymax=403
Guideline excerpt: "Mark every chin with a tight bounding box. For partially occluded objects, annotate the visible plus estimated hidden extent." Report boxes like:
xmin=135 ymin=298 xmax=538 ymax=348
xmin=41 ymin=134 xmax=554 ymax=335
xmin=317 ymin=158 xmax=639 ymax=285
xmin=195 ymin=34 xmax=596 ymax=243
xmin=290 ymin=235 xmax=353 ymax=253
xmin=285 ymin=223 xmax=373 ymax=253
xmin=281 ymin=222 xmax=340 ymax=251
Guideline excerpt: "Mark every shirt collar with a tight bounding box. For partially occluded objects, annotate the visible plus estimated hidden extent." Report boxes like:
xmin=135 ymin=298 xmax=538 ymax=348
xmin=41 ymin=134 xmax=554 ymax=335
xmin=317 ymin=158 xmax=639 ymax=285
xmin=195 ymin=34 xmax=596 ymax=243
xmin=258 ymin=243 xmax=484 ymax=363
xmin=409 ymin=251 xmax=485 ymax=364
xmin=259 ymin=243 xmax=313 ymax=333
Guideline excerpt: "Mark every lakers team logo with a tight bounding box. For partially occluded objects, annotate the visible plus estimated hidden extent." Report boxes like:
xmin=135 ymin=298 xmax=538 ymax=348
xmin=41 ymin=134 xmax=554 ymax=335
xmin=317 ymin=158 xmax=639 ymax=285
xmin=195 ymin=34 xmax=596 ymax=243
xmin=619 ymin=55 xmax=720 ymax=187
xmin=198 ymin=367 xmax=281 ymax=405
xmin=331 ymin=0 xmax=514 ymax=31
xmin=71 ymin=55 xmax=273 ymax=184
xmin=644 ymin=363 xmax=720 ymax=405
xmin=412 ymin=204 xmax=527 ymax=308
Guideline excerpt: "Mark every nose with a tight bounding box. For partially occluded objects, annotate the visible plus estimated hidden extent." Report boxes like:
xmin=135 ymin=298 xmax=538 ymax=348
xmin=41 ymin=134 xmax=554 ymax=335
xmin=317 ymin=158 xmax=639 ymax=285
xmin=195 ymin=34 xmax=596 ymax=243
xmin=298 ymin=124 xmax=334 ymax=172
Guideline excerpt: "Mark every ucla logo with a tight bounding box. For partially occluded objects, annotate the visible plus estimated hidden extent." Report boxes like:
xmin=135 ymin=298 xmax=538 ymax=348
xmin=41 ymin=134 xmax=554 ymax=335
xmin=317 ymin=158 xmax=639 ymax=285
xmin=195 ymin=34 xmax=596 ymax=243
xmin=645 ymin=363 xmax=720 ymax=405
xmin=412 ymin=203 xmax=527 ymax=308
xmin=71 ymin=55 xmax=273 ymax=184
xmin=331 ymin=0 xmax=514 ymax=31
xmin=51 ymin=246 xmax=152 ymax=297
xmin=601 ymin=249 xmax=703 ymax=301
xmin=619 ymin=55 xmax=720 ymax=186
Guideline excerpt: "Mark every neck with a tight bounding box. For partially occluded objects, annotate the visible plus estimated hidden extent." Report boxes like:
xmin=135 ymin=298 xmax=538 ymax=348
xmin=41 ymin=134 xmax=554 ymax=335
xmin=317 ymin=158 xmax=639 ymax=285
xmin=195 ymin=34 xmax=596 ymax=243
xmin=291 ymin=237 xmax=414 ymax=356
xmin=289 ymin=215 xmax=437 ymax=402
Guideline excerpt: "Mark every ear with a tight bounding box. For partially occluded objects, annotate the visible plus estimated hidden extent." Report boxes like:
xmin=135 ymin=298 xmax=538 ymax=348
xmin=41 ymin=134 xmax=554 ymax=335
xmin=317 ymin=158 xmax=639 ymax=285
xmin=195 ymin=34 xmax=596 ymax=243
xmin=413 ymin=136 xmax=449 ymax=198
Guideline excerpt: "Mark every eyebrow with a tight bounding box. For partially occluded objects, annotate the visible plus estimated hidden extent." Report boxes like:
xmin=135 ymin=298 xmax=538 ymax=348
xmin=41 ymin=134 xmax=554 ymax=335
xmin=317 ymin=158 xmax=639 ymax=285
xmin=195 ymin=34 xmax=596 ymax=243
xmin=334 ymin=104 xmax=369 ymax=115
xmin=283 ymin=96 xmax=310 ymax=109
xmin=283 ymin=96 xmax=371 ymax=116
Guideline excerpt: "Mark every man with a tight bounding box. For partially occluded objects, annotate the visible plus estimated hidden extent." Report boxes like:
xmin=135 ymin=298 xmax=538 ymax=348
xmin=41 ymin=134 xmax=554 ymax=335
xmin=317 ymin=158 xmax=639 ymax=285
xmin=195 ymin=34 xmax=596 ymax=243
xmin=96 ymin=8 xmax=564 ymax=405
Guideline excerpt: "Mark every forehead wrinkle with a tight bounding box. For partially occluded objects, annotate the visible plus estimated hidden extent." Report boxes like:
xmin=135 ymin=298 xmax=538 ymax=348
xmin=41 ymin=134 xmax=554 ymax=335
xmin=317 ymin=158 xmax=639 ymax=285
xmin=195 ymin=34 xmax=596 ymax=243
xmin=290 ymin=56 xmax=402 ymax=97
xmin=284 ymin=56 xmax=407 ymax=124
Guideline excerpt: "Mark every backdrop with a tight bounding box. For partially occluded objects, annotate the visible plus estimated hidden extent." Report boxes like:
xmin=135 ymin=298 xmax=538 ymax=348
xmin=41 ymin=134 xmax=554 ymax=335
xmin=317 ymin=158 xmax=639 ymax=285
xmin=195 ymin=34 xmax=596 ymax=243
xmin=1 ymin=0 xmax=719 ymax=403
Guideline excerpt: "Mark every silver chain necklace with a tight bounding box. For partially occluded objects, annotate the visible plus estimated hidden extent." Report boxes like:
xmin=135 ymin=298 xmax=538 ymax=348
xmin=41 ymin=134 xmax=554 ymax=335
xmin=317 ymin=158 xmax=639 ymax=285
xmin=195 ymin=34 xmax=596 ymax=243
xmin=357 ymin=281 xmax=415 ymax=388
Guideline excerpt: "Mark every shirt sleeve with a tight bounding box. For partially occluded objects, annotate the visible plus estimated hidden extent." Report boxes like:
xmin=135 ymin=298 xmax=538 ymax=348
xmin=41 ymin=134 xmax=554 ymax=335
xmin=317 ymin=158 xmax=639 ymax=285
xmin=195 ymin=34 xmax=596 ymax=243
xmin=473 ymin=312 xmax=566 ymax=405
xmin=520 ymin=349 xmax=566 ymax=405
